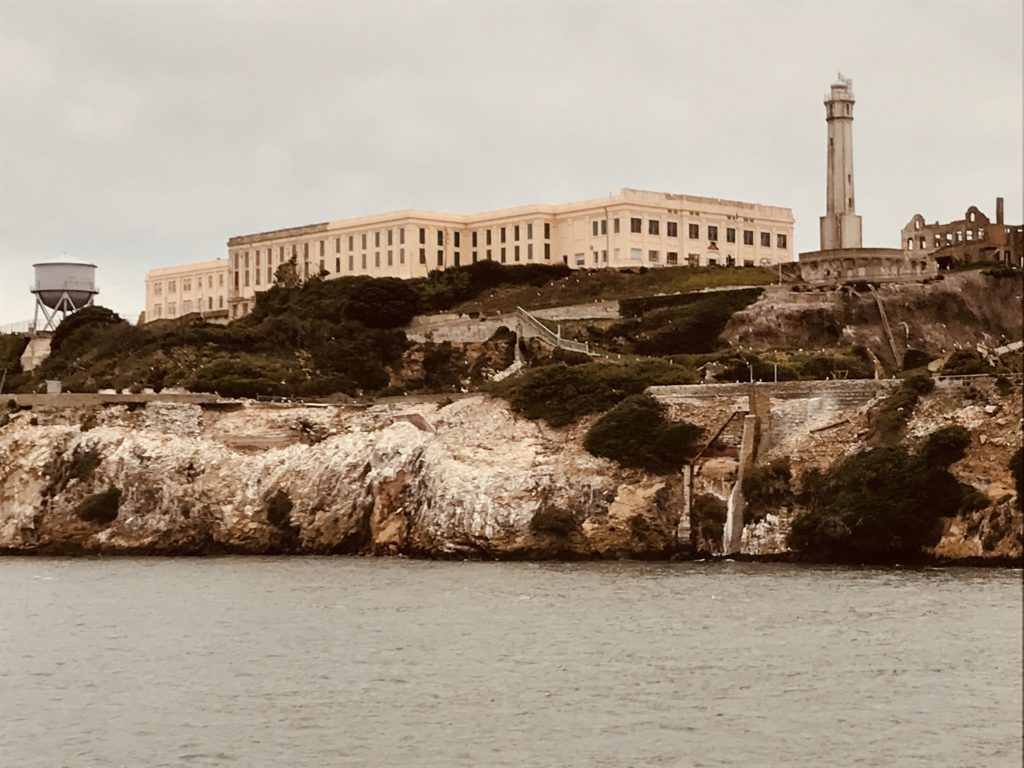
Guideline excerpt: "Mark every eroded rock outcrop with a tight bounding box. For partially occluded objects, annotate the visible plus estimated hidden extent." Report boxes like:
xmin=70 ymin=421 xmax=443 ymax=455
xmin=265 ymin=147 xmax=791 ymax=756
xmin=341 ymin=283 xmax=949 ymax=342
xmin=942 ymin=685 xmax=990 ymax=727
xmin=0 ymin=397 xmax=679 ymax=558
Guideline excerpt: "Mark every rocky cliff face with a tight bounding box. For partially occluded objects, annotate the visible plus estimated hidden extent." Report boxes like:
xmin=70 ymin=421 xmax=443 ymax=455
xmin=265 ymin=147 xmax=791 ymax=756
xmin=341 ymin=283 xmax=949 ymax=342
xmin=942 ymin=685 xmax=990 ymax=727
xmin=724 ymin=272 xmax=1023 ymax=363
xmin=0 ymin=382 xmax=1019 ymax=562
xmin=0 ymin=397 xmax=680 ymax=558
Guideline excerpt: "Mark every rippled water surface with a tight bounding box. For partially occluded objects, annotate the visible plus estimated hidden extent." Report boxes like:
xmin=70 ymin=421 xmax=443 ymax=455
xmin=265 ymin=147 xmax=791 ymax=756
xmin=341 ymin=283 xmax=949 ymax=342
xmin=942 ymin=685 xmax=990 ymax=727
xmin=0 ymin=559 xmax=1020 ymax=767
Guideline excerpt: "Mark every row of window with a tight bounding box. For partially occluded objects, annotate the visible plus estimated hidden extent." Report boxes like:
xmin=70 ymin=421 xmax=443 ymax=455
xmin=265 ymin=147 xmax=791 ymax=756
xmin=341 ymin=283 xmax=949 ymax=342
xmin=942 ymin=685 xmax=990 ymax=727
xmin=906 ymin=228 xmax=989 ymax=250
xmin=569 ymin=249 xmax=764 ymax=267
xmin=594 ymin=218 xmax=787 ymax=248
xmin=232 ymin=222 xmax=557 ymax=272
xmin=151 ymin=272 xmax=226 ymax=296
xmin=151 ymin=295 xmax=225 ymax=318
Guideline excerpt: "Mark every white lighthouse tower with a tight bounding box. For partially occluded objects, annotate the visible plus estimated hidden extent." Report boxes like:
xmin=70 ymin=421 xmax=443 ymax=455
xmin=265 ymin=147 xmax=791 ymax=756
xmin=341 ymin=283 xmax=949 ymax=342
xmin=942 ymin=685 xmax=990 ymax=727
xmin=820 ymin=73 xmax=863 ymax=251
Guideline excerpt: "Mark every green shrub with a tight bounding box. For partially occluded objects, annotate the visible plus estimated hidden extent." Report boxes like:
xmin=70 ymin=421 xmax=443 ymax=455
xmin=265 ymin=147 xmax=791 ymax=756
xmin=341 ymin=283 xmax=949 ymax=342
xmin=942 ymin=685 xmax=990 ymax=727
xmin=413 ymin=261 xmax=572 ymax=311
xmin=742 ymin=459 xmax=792 ymax=523
xmin=691 ymin=494 xmax=727 ymax=550
xmin=412 ymin=341 xmax=469 ymax=392
xmin=941 ymin=350 xmax=989 ymax=376
xmin=0 ymin=334 xmax=29 ymax=374
xmin=529 ymin=506 xmax=577 ymax=537
xmin=493 ymin=359 xmax=696 ymax=426
xmin=630 ymin=289 xmax=763 ymax=355
xmin=902 ymin=348 xmax=935 ymax=371
xmin=75 ymin=486 xmax=122 ymax=525
xmin=918 ymin=425 xmax=970 ymax=467
xmin=870 ymin=373 xmax=934 ymax=444
xmin=265 ymin=489 xmax=294 ymax=529
xmin=342 ymin=278 xmax=421 ymax=328
xmin=583 ymin=394 xmax=702 ymax=473
xmin=788 ymin=426 xmax=984 ymax=563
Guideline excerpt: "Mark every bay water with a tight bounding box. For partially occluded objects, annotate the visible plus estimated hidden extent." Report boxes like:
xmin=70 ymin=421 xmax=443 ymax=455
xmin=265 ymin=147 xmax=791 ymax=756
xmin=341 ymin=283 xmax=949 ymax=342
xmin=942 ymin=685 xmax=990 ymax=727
xmin=1 ymin=558 xmax=1020 ymax=767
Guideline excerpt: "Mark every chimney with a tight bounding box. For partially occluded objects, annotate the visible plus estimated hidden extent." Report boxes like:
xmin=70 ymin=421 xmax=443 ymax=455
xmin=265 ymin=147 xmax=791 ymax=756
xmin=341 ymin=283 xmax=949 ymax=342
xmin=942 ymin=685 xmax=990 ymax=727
xmin=996 ymin=196 xmax=1004 ymax=225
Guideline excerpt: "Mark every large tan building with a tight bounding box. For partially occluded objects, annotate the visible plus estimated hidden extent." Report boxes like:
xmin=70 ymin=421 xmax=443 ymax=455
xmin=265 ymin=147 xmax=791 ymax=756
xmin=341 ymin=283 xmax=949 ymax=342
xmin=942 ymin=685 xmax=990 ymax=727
xmin=224 ymin=188 xmax=794 ymax=318
xmin=144 ymin=258 xmax=230 ymax=322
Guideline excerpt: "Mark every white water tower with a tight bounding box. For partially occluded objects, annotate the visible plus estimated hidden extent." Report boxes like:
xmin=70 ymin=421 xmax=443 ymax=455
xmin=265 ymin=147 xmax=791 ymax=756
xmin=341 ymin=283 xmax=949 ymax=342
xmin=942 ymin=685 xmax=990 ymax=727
xmin=31 ymin=258 xmax=99 ymax=331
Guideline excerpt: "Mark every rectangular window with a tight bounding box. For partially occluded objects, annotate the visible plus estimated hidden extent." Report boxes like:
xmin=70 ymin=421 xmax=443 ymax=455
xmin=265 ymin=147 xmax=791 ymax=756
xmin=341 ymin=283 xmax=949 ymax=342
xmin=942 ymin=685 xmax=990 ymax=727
xmin=168 ymin=280 xmax=177 ymax=293
xmin=726 ymin=228 xmax=736 ymax=243
xmin=419 ymin=228 xmax=426 ymax=244
xmin=514 ymin=225 xmax=520 ymax=241
xmin=154 ymin=303 xmax=162 ymax=317
xmin=544 ymin=243 xmax=550 ymax=260
xmin=648 ymin=250 xmax=659 ymax=262
xmin=600 ymin=220 xmax=607 ymax=235
xmin=375 ymin=252 xmax=380 ymax=267
xmin=514 ymin=245 xmax=520 ymax=261
xmin=453 ymin=232 xmax=460 ymax=247
xmin=575 ymin=253 xmax=586 ymax=266
xmin=244 ymin=272 xmax=250 ymax=287
xmin=667 ymin=252 xmax=678 ymax=265
xmin=667 ymin=221 xmax=678 ymax=237
xmin=544 ymin=223 xmax=550 ymax=239
xmin=743 ymin=230 xmax=754 ymax=245
xmin=630 ymin=248 xmax=642 ymax=261
xmin=486 ymin=230 xmax=492 ymax=245
xmin=649 ymin=220 xmax=659 ymax=236
xmin=303 ymin=243 xmax=309 ymax=258
xmin=760 ymin=232 xmax=771 ymax=247
xmin=437 ymin=231 xmax=444 ymax=246
xmin=254 ymin=270 xmax=260 ymax=286
xmin=387 ymin=229 xmax=393 ymax=246
xmin=219 ymin=296 xmax=224 ymax=309
xmin=527 ymin=223 xmax=533 ymax=239
xmin=592 ymin=220 xmax=599 ymax=237
xmin=400 ymin=228 xmax=405 ymax=245
xmin=348 ymin=254 xmax=354 ymax=271
xmin=361 ymin=233 xmax=367 ymax=249
xmin=472 ymin=232 xmax=478 ymax=247
xmin=348 ymin=235 xmax=354 ymax=251
xmin=419 ymin=248 xmax=426 ymax=264
xmin=154 ymin=283 xmax=162 ymax=296
xmin=777 ymin=233 xmax=788 ymax=249
xmin=373 ymin=232 xmax=379 ymax=248
xmin=335 ymin=237 xmax=341 ymax=253
xmin=360 ymin=254 xmax=367 ymax=269
xmin=400 ymin=248 xmax=405 ymax=264
xmin=688 ymin=223 xmax=699 ymax=239
xmin=335 ymin=257 xmax=341 ymax=272
xmin=437 ymin=250 xmax=444 ymax=267
xmin=500 ymin=227 xmax=506 ymax=243
xmin=319 ymin=240 xmax=325 ymax=256
xmin=486 ymin=249 xmax=492 ymax=260
xmin=708 ymin=225 xmax=719 ymax=241
xmin=744 ymin=259 xmax=754 ymax=267
xmin=630 ymin=217 xmax=642 ymax=234
xmin=613 ymin=248 xmax=620 ymax=261
xmin=613 ymin=218 xmax=620 ymax=234
xmin=527 ymin=243 xmax=533 ymax=260
xmin=500 ymin=247 xmax=506 ymax=263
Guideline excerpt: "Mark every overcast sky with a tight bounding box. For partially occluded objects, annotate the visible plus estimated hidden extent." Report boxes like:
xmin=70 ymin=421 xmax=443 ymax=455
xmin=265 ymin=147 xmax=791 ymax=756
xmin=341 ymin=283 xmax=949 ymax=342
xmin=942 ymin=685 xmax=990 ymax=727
xmin=1 ymin=0 xmax=1021 ymax=326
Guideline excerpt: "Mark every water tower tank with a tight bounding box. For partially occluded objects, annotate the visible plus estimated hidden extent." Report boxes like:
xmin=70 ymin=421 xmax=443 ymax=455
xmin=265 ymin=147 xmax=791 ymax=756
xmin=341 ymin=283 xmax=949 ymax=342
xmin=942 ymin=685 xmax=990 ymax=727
xmin=30 ymin=258 xmax=99 ymax=331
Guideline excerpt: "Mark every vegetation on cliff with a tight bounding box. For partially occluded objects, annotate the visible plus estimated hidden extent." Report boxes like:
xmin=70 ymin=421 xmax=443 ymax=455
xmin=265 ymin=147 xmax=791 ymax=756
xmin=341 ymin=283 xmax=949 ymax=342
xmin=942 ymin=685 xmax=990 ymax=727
xmin=583 ymin=394 xmax=702 ymax=473
xmin=788 ymin=426 xmax=979 ymax=563
xmin=490 ymin=358 xmax=696 ymax=426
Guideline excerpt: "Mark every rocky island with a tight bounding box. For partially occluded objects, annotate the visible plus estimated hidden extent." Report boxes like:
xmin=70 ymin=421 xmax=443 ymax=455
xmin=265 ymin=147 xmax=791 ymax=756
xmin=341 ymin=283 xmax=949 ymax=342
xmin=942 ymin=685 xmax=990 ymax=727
xmin=1 ymin=263 xmax=1020 ymax=563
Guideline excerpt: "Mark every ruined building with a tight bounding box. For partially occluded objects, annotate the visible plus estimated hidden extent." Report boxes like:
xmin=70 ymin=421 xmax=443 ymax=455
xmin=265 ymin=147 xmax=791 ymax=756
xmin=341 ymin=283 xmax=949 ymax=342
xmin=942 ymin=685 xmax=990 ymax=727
xmin=901 ymin=198 xmax=1022 ymax=268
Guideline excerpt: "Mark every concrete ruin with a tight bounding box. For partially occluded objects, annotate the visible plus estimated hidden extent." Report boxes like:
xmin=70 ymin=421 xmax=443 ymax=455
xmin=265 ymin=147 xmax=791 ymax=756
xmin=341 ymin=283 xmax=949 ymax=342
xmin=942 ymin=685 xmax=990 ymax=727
xmin=902 ymin=197 xmax=1023 ymax=268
